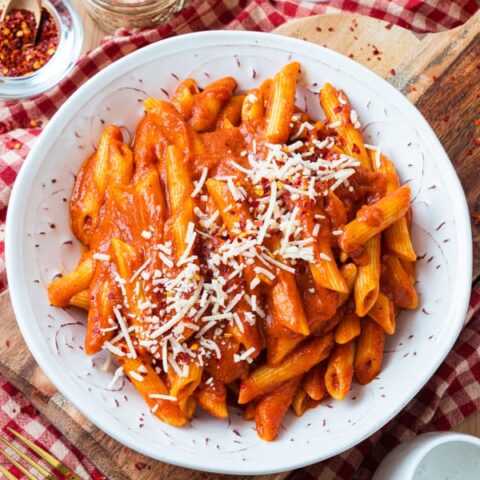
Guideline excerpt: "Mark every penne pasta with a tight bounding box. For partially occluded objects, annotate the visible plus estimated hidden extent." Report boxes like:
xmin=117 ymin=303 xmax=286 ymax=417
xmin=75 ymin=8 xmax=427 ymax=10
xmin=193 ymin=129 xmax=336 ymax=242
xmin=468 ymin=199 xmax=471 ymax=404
xmin=85 ymin=261 xmax=120 ymax=355
xmin=302 ymin=362 xmax=327 ymax=401
xmin=168 ymin=360 xmax=203 ymax=401
xmin=291 ymin=386 xmax=320 ymax=417
xmin=381 ymin=254 xmax=419 ymax=309
xmin=339 ymin=185 xmax=411 ymax=254
xmin=255 ymin=377 xmax=300 ymax=441
xmin=242 ymin=88 xmax=264 ymax=123
xmin=335 ymin=310 xmax=361 ymax=344
xmin=119 ymin=356 xmax=188 ymax=426
xmin=300 ymin=210 xmax=348 ymax=294
xmin=48 ymin=254 xmax=94 ymax=307
xmin=370 ymin=151 xmax=416 ymax=262
xmin=217 ymin=94 xmax=246 ymax=128
xmin=319 ymin=83 xmax=371 ymax=170
xmin=269 ymin=268 xmax=309 ymax=336
xmin=354 ymin=235 xmax=381 ymax=317
xmin=239 ymin=334 xmax=334 ymax=404
xmin=354 ymin=318 xmax=385 ymax=385
xmin=69 ymin=289 xmax=89 ymax=310
xmin=265 ymin=62 xmax=300 ymax=143
xmin=190 ymin=77 xmax=237 ymax=132
xmin=166 ymin=144 xmax=196 ymax=260
xmin=172 ymin=78 xmax=199 ymax=120
xmin=368 ymin=292 xmax=396 ymax=335
xmin=194 ymin=379 xmax=228 ymax=419
xmin=93 ymin=125 xmax=123 ymax=196
xmin=338 ymin=263 xmax=358 ymax=306
xmin=325 ymin=341 xmax=355 ymax=400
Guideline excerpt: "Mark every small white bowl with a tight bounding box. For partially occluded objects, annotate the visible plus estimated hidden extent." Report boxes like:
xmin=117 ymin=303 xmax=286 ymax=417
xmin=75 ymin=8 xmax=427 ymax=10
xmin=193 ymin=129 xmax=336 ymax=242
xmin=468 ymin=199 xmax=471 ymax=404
xmin=373 ymin=432 xmax=480 ymax=480
xmin=5 ymin=31 xmax=472 ymax=474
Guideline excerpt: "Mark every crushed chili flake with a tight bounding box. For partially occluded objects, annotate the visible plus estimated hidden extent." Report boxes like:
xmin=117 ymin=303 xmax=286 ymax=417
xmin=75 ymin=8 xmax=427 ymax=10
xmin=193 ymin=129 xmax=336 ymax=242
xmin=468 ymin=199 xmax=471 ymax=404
xmin=474 ymin=137 xmax=480 ymax=146
xmin=0 ymin=8 xmax=58 ymax=77
xmin=475 ymin=119 xmax=480 ymax=126
xmin=389 ymin=68 xmax=396 ymax=76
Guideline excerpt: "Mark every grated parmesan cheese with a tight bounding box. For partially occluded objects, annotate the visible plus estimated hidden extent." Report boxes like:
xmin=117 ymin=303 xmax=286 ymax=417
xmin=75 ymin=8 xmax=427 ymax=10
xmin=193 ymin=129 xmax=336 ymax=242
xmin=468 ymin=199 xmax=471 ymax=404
xmin=149 ymin=393 xmax=178 ymax=401
xmin=191 ymin=167 xmax=209 ymax=198
xmin=93 ymin=253 xmax=110 ymax=262
xmin=129 ymin=371 xmax=144 ymax=382
xmin=113 ymin=307 xmax=137 ymax=359
xmin=107 ymin=366 xmax=124 ymax=390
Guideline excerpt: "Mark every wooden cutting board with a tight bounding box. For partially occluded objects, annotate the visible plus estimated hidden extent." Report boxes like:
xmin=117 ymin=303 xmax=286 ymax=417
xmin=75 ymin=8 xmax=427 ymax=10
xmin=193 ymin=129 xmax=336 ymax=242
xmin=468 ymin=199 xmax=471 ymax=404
xmin=1 ymin=12 xmax=479 ymax=480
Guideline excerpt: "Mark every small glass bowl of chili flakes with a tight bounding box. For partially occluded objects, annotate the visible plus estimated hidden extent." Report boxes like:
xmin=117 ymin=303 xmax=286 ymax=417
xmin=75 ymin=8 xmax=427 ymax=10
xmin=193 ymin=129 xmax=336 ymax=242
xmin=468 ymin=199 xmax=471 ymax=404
xmin=0 ymin=0 xmax=83 ymax=99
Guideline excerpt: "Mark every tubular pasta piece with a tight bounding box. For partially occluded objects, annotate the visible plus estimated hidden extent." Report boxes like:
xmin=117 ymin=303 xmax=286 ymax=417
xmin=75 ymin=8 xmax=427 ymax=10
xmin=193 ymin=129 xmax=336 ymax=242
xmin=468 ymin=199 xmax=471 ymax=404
xmin=354 ymin=318 xmax=385 ymax=385
xmin=255 ymin=377 xmax=300 ymax=441
xmin=325 ymin=341 xmax=355 ymax=400
xmin=239 ymin=334 xmax=334 ymax=404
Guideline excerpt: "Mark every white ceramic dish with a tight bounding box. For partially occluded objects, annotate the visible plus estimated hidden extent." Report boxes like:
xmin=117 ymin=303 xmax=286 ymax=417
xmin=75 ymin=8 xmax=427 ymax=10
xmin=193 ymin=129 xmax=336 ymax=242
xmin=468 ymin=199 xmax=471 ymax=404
xmin=6 ymin=31 xmax=472 ymax=475
xmin=373 ymin=432 xmax=480 ymax=479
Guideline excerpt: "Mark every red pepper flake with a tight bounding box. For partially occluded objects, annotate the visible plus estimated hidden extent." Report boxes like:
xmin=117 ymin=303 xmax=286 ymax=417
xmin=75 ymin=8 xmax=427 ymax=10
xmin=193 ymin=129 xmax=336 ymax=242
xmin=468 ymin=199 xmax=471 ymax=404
xmin=315 ymin=26 xmax=322 ymax=32
xmin=328 ymin=27 xmax=335 ymax=32
xmin=474 ymin=137 xmax=480 ymax=146
xmin=389 ymin=68 xmax=396 ymax=76
xmin=0 ymin=8 xmax=58 ymax=77
xmin=432 ymin=75 xmax=437 ymax=81
xmin=475 ymin=119 xmax=480 ymax=126
xmin=466 ymin=149 xmax=473 ymax=156
xmin=385 ymin=23 xmax=393 ymax=30
xmin=134 ymin=462 xmax=147 ymax=471
xmin=442 ymin=115 xmax=450 ymax=122
xmin=352 ymin=143 xmax=361 ymax=154
xmin=410 ymin=86 xmax=417 ymax=92
xmin=333 ymin=105 xmax=343 ymax=114
xmin=473 ymin=213 xmax=480 ymax=226
xmin=348 ymin=53 xmax=354 ymax=59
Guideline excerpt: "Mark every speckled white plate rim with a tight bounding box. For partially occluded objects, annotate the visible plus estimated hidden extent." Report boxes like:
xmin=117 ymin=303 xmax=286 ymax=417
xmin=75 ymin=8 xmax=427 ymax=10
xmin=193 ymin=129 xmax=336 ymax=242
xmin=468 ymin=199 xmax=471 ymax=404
xmin=5 ymin=31 xmax=472 ymax=475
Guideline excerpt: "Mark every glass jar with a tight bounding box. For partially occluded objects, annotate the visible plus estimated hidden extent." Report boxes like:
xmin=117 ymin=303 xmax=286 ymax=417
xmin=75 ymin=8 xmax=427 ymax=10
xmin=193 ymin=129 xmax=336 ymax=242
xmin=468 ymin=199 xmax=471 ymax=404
xmin=0 ymin=0 xmax=83 ymax=100
xmin=83 ymin=0 xmax=189 ymax=34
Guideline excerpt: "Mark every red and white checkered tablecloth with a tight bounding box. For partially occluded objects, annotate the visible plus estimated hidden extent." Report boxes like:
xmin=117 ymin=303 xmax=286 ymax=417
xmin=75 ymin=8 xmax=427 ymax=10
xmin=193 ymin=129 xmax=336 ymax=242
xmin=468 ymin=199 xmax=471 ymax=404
xmin=1 ymin=1 xmax=479 ymax=479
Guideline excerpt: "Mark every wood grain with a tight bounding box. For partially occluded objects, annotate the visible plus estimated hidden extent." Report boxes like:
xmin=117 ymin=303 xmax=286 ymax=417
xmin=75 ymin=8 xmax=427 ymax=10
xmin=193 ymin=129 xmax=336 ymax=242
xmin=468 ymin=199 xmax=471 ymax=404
xmin=0 ymin=10 xmax=479 ymax=480
xmin=72 ymin=0 xmax=105 ymax=54
xmin=415 ymin=35 xmax=480 ymax=280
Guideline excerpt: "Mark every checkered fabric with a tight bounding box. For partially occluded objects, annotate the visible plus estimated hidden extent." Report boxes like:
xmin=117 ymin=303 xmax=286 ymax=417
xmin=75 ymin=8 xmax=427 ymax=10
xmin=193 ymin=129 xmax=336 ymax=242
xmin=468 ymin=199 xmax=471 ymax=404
xmin=0 ymin=378 xmax=106 ymax=478
xmin=0 ymin=1 xmax=479 ymax=478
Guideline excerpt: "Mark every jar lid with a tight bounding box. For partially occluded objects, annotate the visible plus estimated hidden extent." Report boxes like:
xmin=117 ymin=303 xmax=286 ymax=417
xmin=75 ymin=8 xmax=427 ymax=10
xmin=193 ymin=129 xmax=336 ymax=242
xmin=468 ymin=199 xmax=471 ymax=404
xmin=0 ymin=0 xmax=84 ymax=100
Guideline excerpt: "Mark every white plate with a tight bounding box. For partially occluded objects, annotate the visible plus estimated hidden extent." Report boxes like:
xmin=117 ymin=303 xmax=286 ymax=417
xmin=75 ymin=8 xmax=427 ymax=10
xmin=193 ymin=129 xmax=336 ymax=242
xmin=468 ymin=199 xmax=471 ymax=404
xmin=5 ymin=31 xmax=472 ymax=475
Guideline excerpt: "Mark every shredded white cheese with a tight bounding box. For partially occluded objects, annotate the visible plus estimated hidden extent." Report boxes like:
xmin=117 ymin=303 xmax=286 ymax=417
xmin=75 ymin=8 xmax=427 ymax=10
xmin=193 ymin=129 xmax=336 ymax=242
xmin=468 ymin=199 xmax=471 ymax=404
xmin=191 ymin=167 xmax=208 ymax=198
xmin=149 ymin=393 xmax=178 ymax=402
